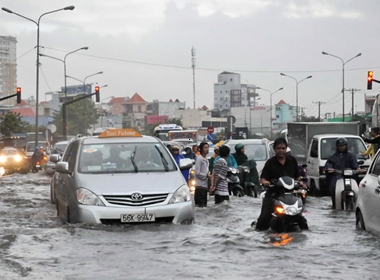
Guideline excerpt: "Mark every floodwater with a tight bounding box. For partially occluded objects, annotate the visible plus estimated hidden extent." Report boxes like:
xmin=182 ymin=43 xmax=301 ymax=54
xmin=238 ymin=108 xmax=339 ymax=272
xmin=0 ymin=172 xmax=379 ymax=280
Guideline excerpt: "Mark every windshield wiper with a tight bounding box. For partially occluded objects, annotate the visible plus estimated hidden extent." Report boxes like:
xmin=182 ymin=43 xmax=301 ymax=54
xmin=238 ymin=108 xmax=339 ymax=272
xmin=130 ymin=145 xmax=138 ymax=172
xmin=155 ymin=145 xmax=169 ymax=171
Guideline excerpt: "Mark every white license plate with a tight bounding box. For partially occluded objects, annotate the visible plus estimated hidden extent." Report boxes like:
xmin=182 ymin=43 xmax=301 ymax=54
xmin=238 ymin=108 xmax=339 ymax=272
xmin=36 ymin=165 xmax=40 ymax=168
xmin=120 ymin=214 xmax=155 ymax=223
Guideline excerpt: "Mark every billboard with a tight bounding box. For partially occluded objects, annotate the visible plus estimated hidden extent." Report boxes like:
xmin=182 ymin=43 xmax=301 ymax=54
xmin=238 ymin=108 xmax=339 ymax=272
xmin=60 ymin=84 xmax=92 ymax=95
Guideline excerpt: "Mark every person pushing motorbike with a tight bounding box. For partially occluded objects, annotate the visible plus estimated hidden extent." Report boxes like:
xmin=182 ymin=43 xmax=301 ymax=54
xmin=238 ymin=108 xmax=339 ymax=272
xmin=325 ymin=137 xmax=362 ymax=209
xmin=255 ymin=138 xmax=304 ymax=231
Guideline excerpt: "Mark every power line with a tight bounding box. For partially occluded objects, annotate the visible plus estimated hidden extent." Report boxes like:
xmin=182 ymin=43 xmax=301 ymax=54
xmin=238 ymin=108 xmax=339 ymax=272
xmin=313 ymin=101 xmax=326 ymax=121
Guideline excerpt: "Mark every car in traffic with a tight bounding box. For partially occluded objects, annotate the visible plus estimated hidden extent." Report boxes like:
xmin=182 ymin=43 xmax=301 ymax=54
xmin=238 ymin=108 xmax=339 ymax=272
xmin=53 ymin=128 xmax=194 ymax=224
xmin=45 ymin=140 xmax=69 ymax=175
xmin=25 ymin=141 xmax=48 ymax=159
xmin=0 ymin=147 xmax=30 ymax=174
xmin=223 ymin=138 xmax=274 ymax=173
xmin=356 ymin=149 xmax=380 ymax=236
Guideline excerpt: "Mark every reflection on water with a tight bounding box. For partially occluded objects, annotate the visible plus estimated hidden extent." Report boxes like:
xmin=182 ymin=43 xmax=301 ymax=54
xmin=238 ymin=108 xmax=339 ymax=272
xmin=0 ymin=174 xmax=380 ymax=279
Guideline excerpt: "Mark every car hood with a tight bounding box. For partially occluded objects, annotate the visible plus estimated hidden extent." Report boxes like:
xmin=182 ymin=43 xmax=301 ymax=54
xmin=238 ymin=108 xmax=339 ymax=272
xmin=76 ymin=171 xmax=186 ymax=195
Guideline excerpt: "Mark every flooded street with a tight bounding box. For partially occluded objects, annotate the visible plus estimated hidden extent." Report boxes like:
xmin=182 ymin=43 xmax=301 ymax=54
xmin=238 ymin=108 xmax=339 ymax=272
xmin=0 ymin=173 xmax=379 ymax=280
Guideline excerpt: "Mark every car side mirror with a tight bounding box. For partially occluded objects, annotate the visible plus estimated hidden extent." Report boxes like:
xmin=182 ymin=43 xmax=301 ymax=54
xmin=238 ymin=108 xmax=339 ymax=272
xmin=358 ymin=160 xmax=364 ymax=165
xmin=179 ymin=158 xmax=193 ymax=170
xmin=55 ymin=162 xmax=70 ymax=174
xmin=50 ymin=154 xmax=60 ymax=163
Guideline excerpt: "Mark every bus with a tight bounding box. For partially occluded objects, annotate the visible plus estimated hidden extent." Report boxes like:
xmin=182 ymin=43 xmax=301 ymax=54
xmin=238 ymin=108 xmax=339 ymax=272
xmin=153 ymin=124 xmax=183 ymax=141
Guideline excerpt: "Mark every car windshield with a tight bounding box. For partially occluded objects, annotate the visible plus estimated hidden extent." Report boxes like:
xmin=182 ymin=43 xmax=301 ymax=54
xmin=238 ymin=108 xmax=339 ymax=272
xmin=27 ymin=141 xmax=46 ymax=152
xmin=243 ymin=144 xmax=268 ymax=161
xmin=1 ymin=149 xmax=18 ymax=156
xmin=321 ymin=137 xmax=368 ymax=160
xmin=78 ymin=142 xmax=176 ymax=174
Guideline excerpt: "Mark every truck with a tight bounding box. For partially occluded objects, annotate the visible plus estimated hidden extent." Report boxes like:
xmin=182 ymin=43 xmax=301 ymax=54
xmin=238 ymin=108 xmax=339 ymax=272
xmin=286 ymin=122 xmax=362 ymax=165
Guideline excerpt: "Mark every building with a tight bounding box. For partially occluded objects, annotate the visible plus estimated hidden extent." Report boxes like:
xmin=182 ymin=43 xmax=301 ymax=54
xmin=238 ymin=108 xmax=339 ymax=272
xmin=146 ymin=99 xmax=186 ymax=119
xmin=273 ymin=100 xmax=297 ymax=132
xmin=0 ymin=36 xmax=17 ymax=105
xmin=213 ymin=71 xmax=258 ymax=110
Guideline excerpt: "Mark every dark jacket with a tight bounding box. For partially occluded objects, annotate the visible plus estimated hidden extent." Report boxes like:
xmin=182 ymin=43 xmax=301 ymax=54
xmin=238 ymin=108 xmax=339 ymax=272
xmin=232 ymin=152 xmax=248 ymax=166
xmin=325 ymin=147 xmax=359 ymax=190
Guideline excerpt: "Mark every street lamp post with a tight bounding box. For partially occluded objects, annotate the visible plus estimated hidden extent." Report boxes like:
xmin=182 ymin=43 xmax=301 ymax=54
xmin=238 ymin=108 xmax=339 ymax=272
xmin=322 ymin=51 xmax=362 ymax=122
xmin=257 ymin=87 xmax=283 ymax=139
xmin=280 ymin=73 xmax=312 ymax=122
xmin=2 ymin=5 xmax=75 ymax=147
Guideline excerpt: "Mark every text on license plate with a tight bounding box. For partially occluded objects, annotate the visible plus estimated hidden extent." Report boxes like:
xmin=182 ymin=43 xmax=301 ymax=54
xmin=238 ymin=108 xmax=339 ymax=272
xmin=121 ymin=214 xmax=155 ymax=223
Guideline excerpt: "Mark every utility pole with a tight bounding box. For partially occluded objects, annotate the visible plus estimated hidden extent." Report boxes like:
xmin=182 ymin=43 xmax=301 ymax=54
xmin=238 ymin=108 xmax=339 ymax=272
xmin=313 ymin=101 xmax=326 ymax=121
xmin=345 ymin=88 xmax=360 ymax=116
xmin=191 ymin=47 xmax=196 ymax=109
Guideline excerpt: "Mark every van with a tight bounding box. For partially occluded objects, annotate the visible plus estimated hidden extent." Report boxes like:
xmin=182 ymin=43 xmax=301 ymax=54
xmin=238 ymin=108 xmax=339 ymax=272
xmin=26 ymin=141 xmax=48 ymax=158
xmin=307 ymin=134 xmax=371 ymax=194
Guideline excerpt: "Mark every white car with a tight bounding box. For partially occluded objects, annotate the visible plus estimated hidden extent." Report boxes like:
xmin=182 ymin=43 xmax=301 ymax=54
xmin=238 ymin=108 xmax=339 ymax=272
xmin=54 ymin=128 xmax=194 ymax=224
xmin=356 ymin=149 xmax=380 ymax=236
xmin=223 ymin=138 xmax=274 ymax=173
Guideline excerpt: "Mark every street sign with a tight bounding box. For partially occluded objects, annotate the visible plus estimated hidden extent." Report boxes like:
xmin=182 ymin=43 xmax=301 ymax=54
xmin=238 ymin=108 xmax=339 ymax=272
xmin=207 ymin=126 xmax=214 ymax=134
xmin=46 ymin=124 xmax=57 ymax=134
xmin=226 ymin=115 xmax=236 ymax=124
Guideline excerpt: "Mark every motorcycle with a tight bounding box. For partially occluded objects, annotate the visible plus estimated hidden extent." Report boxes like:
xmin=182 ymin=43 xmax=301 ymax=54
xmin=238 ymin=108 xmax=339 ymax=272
xmin=227 ymin=167 xmax=245 ymax=197
xmin=237 ymin=165 xmax=257 ymax=197
xmin=332 ymin=168 xmax=361 ymax=210
xmin=31 ymin=161 xmax=42 ymax=173
xmin=260 ymin=176 xmax=308 ymax=232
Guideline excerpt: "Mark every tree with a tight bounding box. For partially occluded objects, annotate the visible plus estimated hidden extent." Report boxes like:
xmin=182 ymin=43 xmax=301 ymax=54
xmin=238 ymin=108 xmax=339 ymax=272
xmin=0 ymin=112 xmax=29 ymax=136
xmin=299 ymin=115 xmax=320 ymax=122
xmin=52 ymin=97 xmax=99 ymax=135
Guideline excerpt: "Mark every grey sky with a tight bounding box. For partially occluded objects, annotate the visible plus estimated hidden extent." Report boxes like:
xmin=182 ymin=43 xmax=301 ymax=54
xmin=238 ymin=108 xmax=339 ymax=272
xmin=1 ymin=0 xmax=379 ymax=117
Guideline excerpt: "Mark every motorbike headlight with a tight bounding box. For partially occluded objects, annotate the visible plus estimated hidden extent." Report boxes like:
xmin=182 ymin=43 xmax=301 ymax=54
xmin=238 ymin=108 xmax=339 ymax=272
xmin=275 ymin=206 xmax=285 ymax=214
xmin=284 ymin=206 xmax=298 ymax=216
xmin=77 ymin=188 xmax=105 ymax=206
xmin=343 ymin=169 xmax=353 ymax=176
xmin=14 ymin=155 xmax=22 ymax=162
xmin=169 ymin=185 xmax=191 ymax=204
xmin=0 ymin=156 xmax=6 ymax=163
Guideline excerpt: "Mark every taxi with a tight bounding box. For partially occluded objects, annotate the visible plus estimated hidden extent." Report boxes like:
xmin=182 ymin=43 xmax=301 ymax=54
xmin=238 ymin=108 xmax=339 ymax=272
xmin=54 ymin=129 xmax=194 ymax=224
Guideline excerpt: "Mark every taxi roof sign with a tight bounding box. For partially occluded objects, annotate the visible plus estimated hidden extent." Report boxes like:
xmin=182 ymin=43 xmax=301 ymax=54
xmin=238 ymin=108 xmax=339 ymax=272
xmin=98 ymin=128 xmax=142 ymax=138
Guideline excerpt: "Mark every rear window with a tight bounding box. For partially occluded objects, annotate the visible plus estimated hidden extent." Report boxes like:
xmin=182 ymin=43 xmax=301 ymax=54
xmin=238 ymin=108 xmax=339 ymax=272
xmin=27 ymin=142 xmax=46 ymax=152
xmin=244 ymin=144 xmax=268 ymax=161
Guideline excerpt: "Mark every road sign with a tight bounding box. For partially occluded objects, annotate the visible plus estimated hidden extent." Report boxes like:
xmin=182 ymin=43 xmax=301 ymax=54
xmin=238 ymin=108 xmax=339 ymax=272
xmin=226 ymin=115 xmax=236 ymax=124
xmin=207 ymin=126 xmax=214 ymax=134
xmin=46 ymin=124 xmax=57 ymax=134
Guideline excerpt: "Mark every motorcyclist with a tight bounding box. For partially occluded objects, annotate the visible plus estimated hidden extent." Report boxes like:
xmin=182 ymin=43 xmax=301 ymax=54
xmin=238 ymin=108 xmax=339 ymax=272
xmin=255 ymin=138 xmax=303 ymax=231
xmin=232 ymin=143 xmax=248 ymax=166
xmin=31 ymin=146 xmax=43 ymax=166
xmin=325 ymin=137 xmax=362 ymax=209
xmin=183 ymin=146 xmax=196 ymax=160
xmin=170 ymin=145 xmax=189 ymax=182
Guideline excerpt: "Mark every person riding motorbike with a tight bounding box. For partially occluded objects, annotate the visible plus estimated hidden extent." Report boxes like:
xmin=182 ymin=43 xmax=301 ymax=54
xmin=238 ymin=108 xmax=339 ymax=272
xmin=255 ymin=138 xmax=304 ymax=231
xmin=325 ymin=137 xmax=362 ymax=209
xmin=183 ymin=146 xmax=196 ymax=160
xmin=170 ymin=145 xmax=189 ymax=182
xmin=31 ymin=146 xmax=43 ymax=168
xmin=232 ymin=143 xmax=248 ymax=166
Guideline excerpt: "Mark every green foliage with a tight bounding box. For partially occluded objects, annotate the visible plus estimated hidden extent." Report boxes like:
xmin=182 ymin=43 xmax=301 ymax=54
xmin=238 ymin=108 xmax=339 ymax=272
xmin=299 ymin=115 xmax=320 ymax=122
xmin=0 ymin=112 xmax=29 ymax=136
xmin=52 ymin=97 xmax=99 ymax=135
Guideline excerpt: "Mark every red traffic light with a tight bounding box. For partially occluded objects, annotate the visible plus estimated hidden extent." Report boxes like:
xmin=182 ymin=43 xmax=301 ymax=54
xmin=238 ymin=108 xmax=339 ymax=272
xmin=16 ymin=87 xmax=21 ymax=93
xmin=95 ymin=86 xmax=100 ymax=93
xmin=95 ymin=86 xmax=100 ymax=102
xmin=16 ymin=87 xmax=21 ymax=103
xmin=368 ymin=71 xmax=373 ymax=90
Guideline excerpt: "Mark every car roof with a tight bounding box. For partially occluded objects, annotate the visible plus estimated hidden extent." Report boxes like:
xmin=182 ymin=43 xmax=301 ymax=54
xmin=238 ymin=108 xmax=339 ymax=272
xmin=54 ymin=141 xmax=69 ymax=145
xmin=80 ymin=135 xmax=160 ymax=145
xmin=225 ymin=139 xmax=269 ymax=144
xmin=312 ymin=134 xmax=361 ymax=139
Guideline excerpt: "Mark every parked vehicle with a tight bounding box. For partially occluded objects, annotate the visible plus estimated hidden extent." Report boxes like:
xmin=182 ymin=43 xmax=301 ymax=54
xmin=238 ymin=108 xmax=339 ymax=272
xmin=356 ymin=151 xmax=380 ymax=235
xmin=260 ymin=176 xmax=308 ymax=232
xmin=227 ymin=166 xmax=245 ymax=197
xmin=307 ymin=134 xmax=370 ymax=194
xmin=54 ymin=128 xmax=194 ymax=224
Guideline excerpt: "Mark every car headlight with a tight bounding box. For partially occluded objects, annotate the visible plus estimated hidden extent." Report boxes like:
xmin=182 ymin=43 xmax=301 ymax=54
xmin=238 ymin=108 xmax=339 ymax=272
xmin=0 ymin=156 xmax=6 ymax=163
xmin=77 ymin=188 xmax=105 ymax=206
xmin=14 ymin=155 xmax=22 ymax=162
xmin=169 ymin=185 xmax=191 ymax=204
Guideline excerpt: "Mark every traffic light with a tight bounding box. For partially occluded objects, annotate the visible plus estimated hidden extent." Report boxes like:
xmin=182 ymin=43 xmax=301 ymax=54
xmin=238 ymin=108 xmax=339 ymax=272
xmin=95 ymin=86 xmax=100 ymax=102
xmin=367 ymin=71 xmax=373 ymax=90
xmin=16 ymin=87 xmax=21 ymax=103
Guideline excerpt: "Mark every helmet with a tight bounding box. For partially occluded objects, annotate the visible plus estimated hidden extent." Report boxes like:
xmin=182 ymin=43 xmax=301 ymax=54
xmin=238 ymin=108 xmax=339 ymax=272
xmin=235 ymin=143 xmax=244 ymax=152
xmin=35 ymin=146 xmax=39 ymax=151
xmin=336 ymin=137 xmax=348 ymax=147
xmin=171 ymin=145 xmax=180 ymax=151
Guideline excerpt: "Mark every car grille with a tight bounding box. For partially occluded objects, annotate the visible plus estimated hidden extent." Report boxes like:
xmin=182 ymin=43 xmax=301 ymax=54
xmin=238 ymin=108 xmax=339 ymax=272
xmin=102 ymin=193 xmax=168 ymax=207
